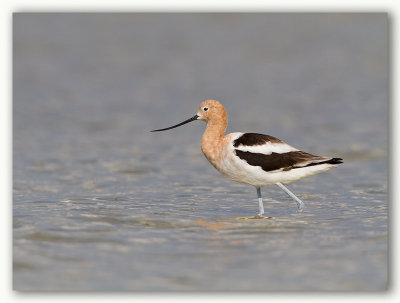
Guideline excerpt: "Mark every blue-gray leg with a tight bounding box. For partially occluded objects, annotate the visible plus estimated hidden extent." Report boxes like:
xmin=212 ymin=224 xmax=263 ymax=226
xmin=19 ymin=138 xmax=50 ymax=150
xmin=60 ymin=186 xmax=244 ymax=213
xmin=256 ymin=187 xmax=264 ymax=216
xmin=276 ymin=182 xmax=304 ymax=212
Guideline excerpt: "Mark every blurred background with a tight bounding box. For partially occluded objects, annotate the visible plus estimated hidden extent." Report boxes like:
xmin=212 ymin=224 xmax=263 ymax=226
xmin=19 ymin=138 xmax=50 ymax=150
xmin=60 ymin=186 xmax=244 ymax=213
xmin=13 ymin=13 xmax=388 ymax=291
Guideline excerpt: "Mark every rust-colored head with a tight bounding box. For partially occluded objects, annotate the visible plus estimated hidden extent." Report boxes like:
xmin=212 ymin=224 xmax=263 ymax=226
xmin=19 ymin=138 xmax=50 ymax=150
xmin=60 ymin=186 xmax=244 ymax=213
xmin=196 ymin=100 xmax=227 ymax=124
xmin=151 ymin=99 xmax=227 ymax=132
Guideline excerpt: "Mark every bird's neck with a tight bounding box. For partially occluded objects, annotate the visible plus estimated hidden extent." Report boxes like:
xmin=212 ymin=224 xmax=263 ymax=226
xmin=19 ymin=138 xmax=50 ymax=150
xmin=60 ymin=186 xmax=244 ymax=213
xmin=201 ymin=119 xmax=227 ymax=166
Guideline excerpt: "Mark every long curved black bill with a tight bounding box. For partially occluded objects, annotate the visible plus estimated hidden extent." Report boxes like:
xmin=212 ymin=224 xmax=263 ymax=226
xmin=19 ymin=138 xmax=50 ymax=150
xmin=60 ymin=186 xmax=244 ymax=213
xmin=150 ymin=115 xmax=199 ymax=132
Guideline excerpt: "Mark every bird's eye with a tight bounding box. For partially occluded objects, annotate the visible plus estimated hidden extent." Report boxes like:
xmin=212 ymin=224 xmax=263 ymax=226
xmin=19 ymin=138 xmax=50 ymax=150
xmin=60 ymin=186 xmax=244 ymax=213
xmin=203 ymin=107 xmax=209 ymax=111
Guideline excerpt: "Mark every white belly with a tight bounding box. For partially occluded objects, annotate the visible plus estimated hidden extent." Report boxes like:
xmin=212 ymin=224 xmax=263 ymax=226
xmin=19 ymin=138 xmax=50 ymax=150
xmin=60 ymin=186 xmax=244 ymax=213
xmin=216 ymin=153 xmax=334 ymax=187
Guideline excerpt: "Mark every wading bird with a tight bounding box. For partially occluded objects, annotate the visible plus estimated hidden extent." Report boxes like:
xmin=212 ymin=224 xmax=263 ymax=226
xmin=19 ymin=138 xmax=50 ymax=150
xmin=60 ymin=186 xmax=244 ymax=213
xmin=151 ymin=100 xmax=342 ymax=216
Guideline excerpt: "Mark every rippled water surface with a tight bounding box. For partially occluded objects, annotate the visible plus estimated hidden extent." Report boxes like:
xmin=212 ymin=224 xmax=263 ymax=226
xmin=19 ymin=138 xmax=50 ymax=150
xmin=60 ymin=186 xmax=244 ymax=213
xmin=13 ymin=13 xmax=388 ymax=291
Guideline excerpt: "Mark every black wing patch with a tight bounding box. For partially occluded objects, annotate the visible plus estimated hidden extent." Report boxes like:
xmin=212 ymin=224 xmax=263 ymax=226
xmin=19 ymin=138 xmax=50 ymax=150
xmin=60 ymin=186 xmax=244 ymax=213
xmin=292 ymin=157 xmax=343 ymax=169
xmin=233 ymin=133 xmax=282 ymax=147
xmin=234 ymin=150 xmax=342 ymax=172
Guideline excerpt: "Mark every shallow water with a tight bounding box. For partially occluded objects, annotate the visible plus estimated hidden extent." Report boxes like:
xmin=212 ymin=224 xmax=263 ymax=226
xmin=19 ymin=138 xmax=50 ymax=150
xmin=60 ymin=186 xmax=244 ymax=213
xmin=13 ymin=13 xmax=388 ymax=291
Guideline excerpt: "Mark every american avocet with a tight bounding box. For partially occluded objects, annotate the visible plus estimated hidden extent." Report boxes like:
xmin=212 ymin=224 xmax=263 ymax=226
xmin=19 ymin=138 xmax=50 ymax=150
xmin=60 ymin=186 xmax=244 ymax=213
xmin=151 ymin=100 xmax=343 ymax=216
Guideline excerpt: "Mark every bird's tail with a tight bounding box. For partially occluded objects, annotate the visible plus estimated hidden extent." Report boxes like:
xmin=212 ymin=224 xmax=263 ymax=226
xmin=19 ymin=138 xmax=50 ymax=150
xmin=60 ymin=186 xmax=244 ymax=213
xmin=299 ymin=157 xmax=343 ymax=169
xmin=325 ymin=157 xmax=343 ymax=165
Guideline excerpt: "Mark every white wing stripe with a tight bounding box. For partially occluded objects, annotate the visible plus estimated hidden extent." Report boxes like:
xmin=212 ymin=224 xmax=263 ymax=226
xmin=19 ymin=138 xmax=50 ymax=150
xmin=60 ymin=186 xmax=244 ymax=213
xmin=235 ymin=142 xmax=298 ymax=155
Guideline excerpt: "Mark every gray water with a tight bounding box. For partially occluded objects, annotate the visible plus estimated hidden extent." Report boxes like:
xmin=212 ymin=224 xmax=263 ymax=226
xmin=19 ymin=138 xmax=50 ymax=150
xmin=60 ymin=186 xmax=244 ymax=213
xmin=13 ymin=13 xmax=388 ymax=291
